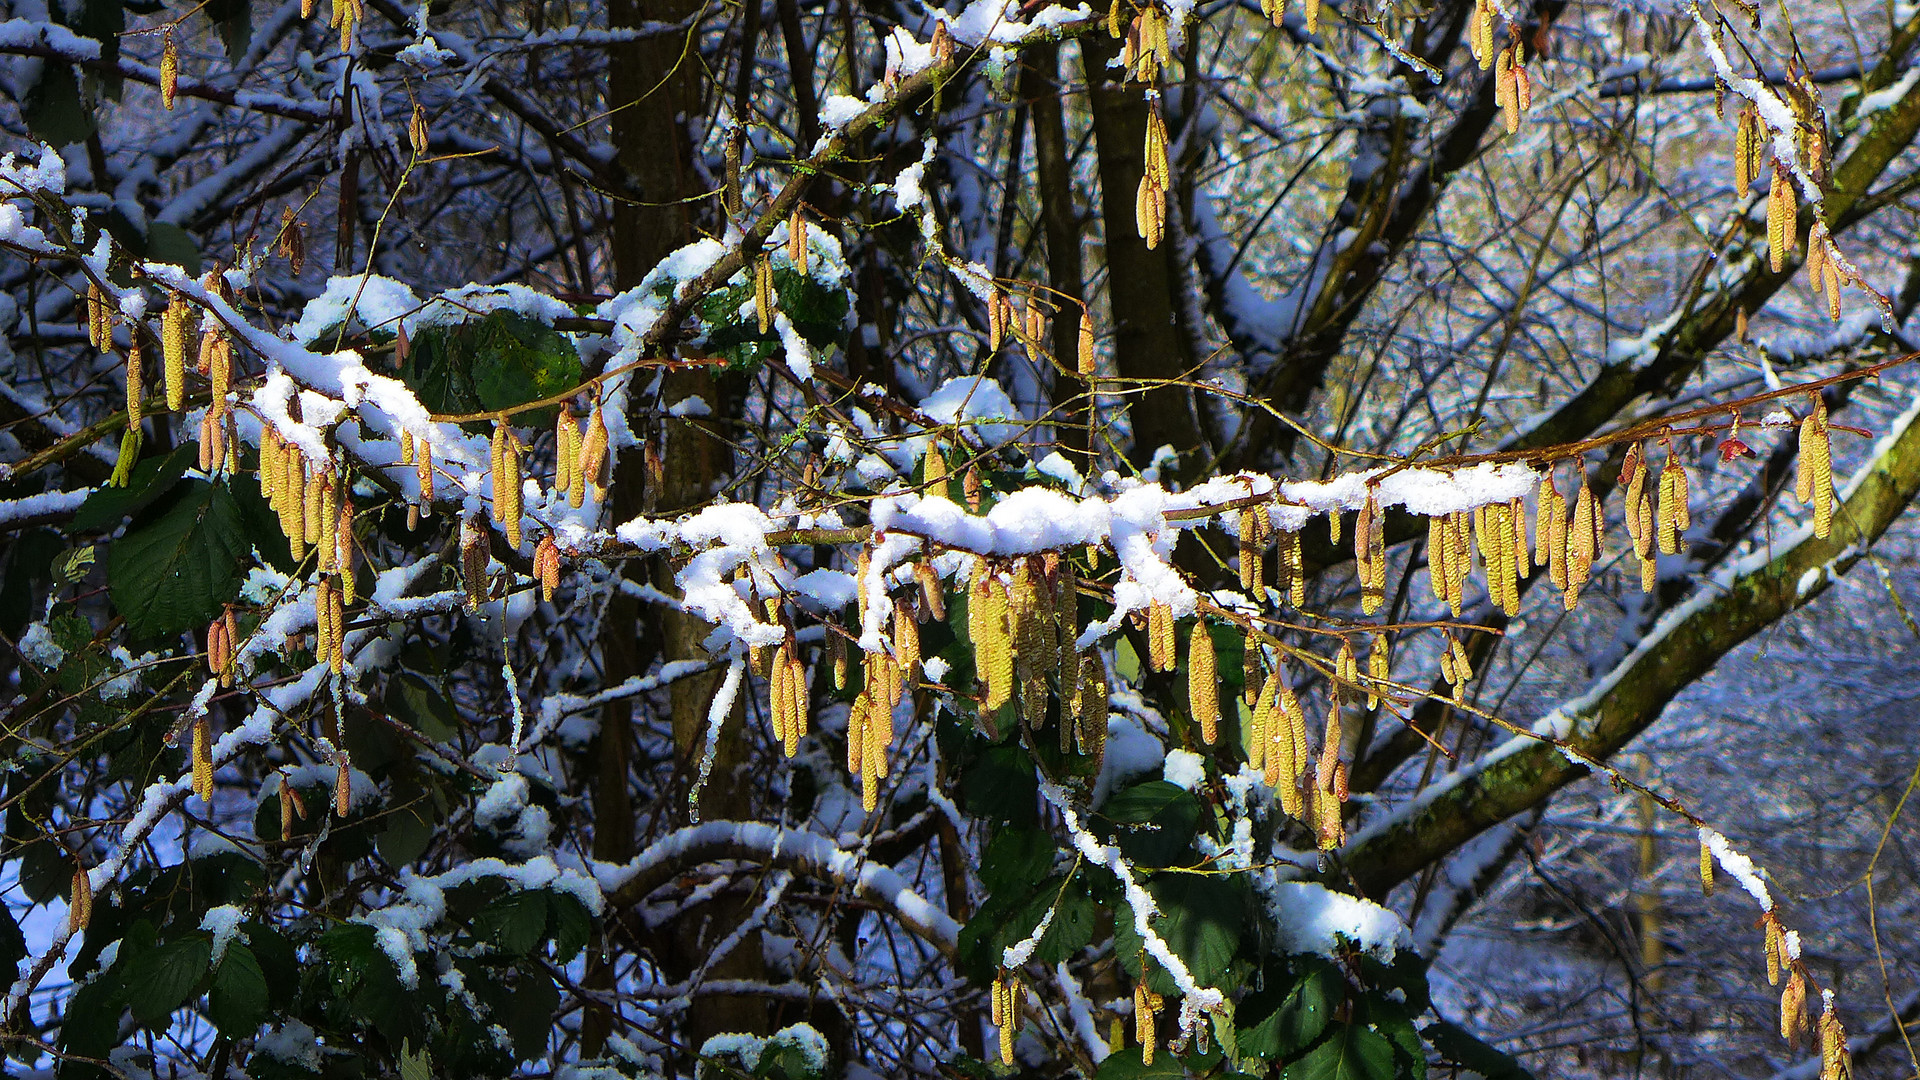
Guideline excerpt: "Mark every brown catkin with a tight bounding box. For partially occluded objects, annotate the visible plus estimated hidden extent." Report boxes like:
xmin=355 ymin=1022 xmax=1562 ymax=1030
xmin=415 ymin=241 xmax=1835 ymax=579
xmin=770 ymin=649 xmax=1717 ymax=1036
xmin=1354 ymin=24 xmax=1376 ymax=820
xmin=191 ymin=716 xmax=214 ymax=802
xmin=461 ymin=516 xmax=489 ymax=608
xmin=335 ymin=755 xmax=353 ymax=818
xmin=1079 ymin=309 xmax=1097 ymax=379
xmin=1147 ymin=601 xmax=1175 ymax=672
xmin=70 ymin=864 xmax=92 ymax=933
xmin=1189 ymin=620 xmax=1219 ymax=744
xmin=1782 ymin=971 xmax=1808 ymax=1046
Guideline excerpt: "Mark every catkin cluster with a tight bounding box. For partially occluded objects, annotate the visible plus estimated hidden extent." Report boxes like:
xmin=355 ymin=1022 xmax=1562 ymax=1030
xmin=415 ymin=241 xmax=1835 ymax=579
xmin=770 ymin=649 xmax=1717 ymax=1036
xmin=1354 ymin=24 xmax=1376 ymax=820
xmin=191 ymin=716 xmax=214 ymax=803
xmin=991 ymin=973 xmax=1025 ymax=1066
xmin=1354 ymin=492 xmax=1387 ymax=613
xmin=1425 ymin=509 xmax=1475 ymax=615
xmin=1136 ymin=105 xmax=1170 ymax=250
xmin=1494 ymin=46 xmax=1534 ymax=134
xmin=1797 ymin=394 xmax=1836 ymax=538
xmin=1114 ymin=3 xmax=1172 ymax=82
xmin=490 ymin=421 xmax=525 ymax=549
xmin=205 ymin=607 xmax=239 ymax=688
xmin=160 ymin=292 xmax=194 ymax=412
xmin=1805 ymin=223 xmax=1853 ymax=321
xmin=1245 ymin=654 xmax=1309 ymax=818
xmin=313 ymin=573 xmax=347 ymax=674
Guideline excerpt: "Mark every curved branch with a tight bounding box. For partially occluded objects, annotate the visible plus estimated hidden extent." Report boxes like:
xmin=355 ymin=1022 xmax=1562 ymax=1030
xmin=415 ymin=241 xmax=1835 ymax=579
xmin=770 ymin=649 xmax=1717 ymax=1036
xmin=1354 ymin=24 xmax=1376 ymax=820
xmin=1345 ymin=374 xmax=1920 ymax=895
xmin=602 ymin=821 xmax=961 ymax=956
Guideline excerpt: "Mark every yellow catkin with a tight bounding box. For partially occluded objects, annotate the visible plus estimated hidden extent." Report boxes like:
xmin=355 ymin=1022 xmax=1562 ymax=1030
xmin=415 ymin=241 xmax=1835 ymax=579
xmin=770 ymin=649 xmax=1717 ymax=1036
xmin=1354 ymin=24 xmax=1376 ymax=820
xmin=917 ymin=560 xmax=947 ymax=623
xmin=1819 ymin=1000 xmax=1848 ymax=1080
xmin=191 ymin=716 xmax=214 ymax=802
xmin=1367 ymin=631 xmax=1389 ymax=709
xmin=1765 ymin=919 xmax=1781 ymax=986
xmin=417 ymin=443 xmax=435 ymax=504
xmin=1135 ymin=983 xmax=1157 ymax=1067
xmin=1303 ymin=0 xmax=1320 ymax=33
xmin=1496 ymin=47 xmax=1519 ymax=134
xmin=755 ymin=255 xmax=774 ymax=336
xmin=1248 ymin=679 xmax=1271 ymax=773
xmin=70 ymin=864 xmax=92 ymax=933
xmin=981 ymin=573 xmax=1014 ymax=715
xmin=329 ymin=578 xmax=346 ymax=673
xmin=786 ymin=651 xmax=807 ymax=756
xmin=207 ymin=612 xmax=228 ymax=683
xmin=160 ymin=32 xmax=179 ymax=109
xmin=1734 ymin=105 xmax=1758 ymax=199
xmin=502 ymin=434 xmax=524 ymax=549
xmin=1243 ymin=628 xmax=1264 ymax=708
xmin=162 ymin=295 xmax=188 ymax=411
xmin=1800 ymin=396 xmax=1835 ymax=537
xmin=1768 ymin=166 xmax=1796 ymax=274
xmin=580 ymin=405 xmax=609 ymax=499
xmin=555 ymin=406 xmax=576 ymax=501
xmin=1470 ymin=0 xmax=1492 ymax=68
xmin=125 ymin=341 xmax=144 ymax=424
xmin=1659 ymin=457 xmax=1690 ymax=554
xmin=789 ymin=212 xmax=808 ymax=267
xmin=1280 ymin=528 xmax=1304 ymax=608
xmin=1189 ymin=621 xmax=1218 ymax=744
xmin=1624 ymin=444 xmax=1650 ymax=558
xmin=1700 ymin=836 xmax=1715 ymax=895
xmin=770 ymin=643 xmax=792 ymax=748
xmin=1275 ymin=681 xmax=1306 ymax=816
xmin=894 ymin=597 xmax=922 ymax=689
xmin=988 ymin=291 xmax=1006 ymax=353
xmin=1135 ymin=175 xmax=1165 ymax=250
xmin=846 ymin=690 xmax=868 ymax=777
xmin=1428 ymin=513 xmax=1448 ymax=602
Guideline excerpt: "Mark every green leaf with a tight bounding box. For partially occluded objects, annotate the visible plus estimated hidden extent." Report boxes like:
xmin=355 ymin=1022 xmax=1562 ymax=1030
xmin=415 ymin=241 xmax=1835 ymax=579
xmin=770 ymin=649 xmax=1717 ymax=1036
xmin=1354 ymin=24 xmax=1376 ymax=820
xmin=548 ymin=893 xmax=593 ymax=963
xmin=72 ymin=445 xmax=196 ymax=532
xmin=399 ymin=1041 xmax=434 ymax=1080
xmin=146 ymin=223 xmax=203 ymax=277
xmin=107 ymin=479 xmax=252 ymax=638
xmin=1280 ymin=1024 xmax=1397 ymax=1080
xmin=387 ymin=671 xmax=461 ymax=742
xmin=58 ymin=975 xmax=128 ymax=1059
xmin=1116 ymin=874 xmax=1248 ymax=995
xmin=124 ymin=935 xmax=212 ymax=1026
xmin=1358 ymin=995 xmax=1425 ymax=1080
xmin=207 ymin=944 xmax=269 ymax=1036
xmin=1421 ymin=1022 xmax=1536 ymax=1080
xmin=0 ymin=905 xmax=24 ymax=984
xmin=503 ymin=961 xmax=560 ymax=1060
xmin=1101 ymin=781 xmax=1202 ymax=868
xmin=23 ymin=61 xmax=94 ymax=146
xmin=1094 ymin=1049 xmax=1221 ymax=1078
xmin=960 ymin=741 xmax=1038 ymax=825
xmin=474 ymin=889 xmax=549 ymax=956
xmin=378 ymin=799 xmax=436 ymax=868
xmin=202 ymin=0 xmax=251 ymax=56
xmin=402 ymin=310 xmax=581 ymax=428
xmin=980 ymin=826 xmax=1058 ymax=895
xmin=1236 ymin=960 xmax=1341 ymax=1060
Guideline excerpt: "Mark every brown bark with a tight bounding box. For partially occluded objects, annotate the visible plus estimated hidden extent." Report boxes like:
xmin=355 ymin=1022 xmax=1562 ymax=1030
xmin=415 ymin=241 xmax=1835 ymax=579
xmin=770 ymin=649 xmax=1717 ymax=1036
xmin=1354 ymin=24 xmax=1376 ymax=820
xmin=1026 ymin=45 xmax=1091 ymax=463
xmin=1082 ymin=35 xmax=1201 ymax=473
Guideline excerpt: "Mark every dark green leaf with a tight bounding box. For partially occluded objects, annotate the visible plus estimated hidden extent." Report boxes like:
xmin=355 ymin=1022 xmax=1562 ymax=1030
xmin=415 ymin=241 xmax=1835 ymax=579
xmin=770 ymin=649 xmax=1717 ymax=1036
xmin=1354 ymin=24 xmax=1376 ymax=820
xmin=146 ymin=223 xmax=202 ymax=276
xmin=1094 ymin=1049 xmax=1221 ymax=1078
xmin=1101 ymin=781 xmax=1202 ymax=867
xmin=548 ymin=893 xmax=592 ymax=963
xmin=58 ymin=975 xmax=127 ymax=1059
xmin=402 ymin=310 xmax=581 ymax=428
xmin=107 ymin=479 xmax=251 ymax=638
xmin=124 ymin=936 xmax=212 ymax=1026
xmin=378 ymin=799 xmax=436 ymax=868
xmin=960 ymin=741 xmax=1037 ymax=825
xmin=207 ymin=944 xmax=269 ymax=1036
xmin=980 ymin=826 xmax=1058 ymax=895
xmin=78 ymin=445 xmax=194 ymax=532
xmin=0 ymin=529 xmax=64 ymax=636
xmin=504 ymin=961 xmax=559 ymax=1060
xmin=474 ymin=889 xmax=549 ymax=956
xmin=0 ymin=905 xmax=25 ymax=982
xmin=1237 ymin=960 xmax=1341 ymax=1060
xmin=1280 ymin=1024 xmax=1397 ymax=1080
xmin=1116 ymin=874 xmax=1248 ymax=995
xmin=386 ymin=671 xmax=460 ymax=742
xmin=1421 ymin=1022 xmax=1536 ymax=1080
xmin=23 ymin=61 xmax=94 ymax=146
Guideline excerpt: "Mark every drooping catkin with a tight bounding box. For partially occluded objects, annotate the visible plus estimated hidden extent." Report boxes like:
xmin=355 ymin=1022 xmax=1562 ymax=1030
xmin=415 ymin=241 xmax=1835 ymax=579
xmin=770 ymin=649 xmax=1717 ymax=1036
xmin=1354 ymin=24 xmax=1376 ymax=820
xmin=191 ymin=716 xmax=214 ymax=802
xmin=1280 ymin=528 xmax=1304 ymax=607
xmin=1765 ymin=918 xmax=1782 ymax=986
xmin=1819 ymin=996 xmax=1848 ymax=1080
xmin=1276 ymin=678 xmax=1307 ymax=817
xmin=555 ymin=405 xmax=577 ymax=501
xmin=490 ymin=422 xmax=507 ymax=522
xmin=328 ymin=575 xmax=346 ymax=673
xmin=580 ymin=404 xmax=609 ymax=500
xmin=755 ymin=255 xmax=775 ymax=336
xmin=501 ymin=432 xmax=524 ymax=549
xmin=162 ymin=294 xmax=189 ymax=411
xmin=161 ymin=31 xmax=179 ymax=109
xmin=1799 ymin=395 xmax=1835 ymax=538
xmin=1146 ymin=601 xmax=1175 ymax=672
xmin=125 ymin=340 xmax=144 ymax=425
xmin=1734 ymin=104 xmax=1761 ymax=199
xmin=1189 ymin=620 xmax=1219 ymax=744
xmin=1658 ymin=454 xmax=1690 ymax=554
xmin=335 ymin=753 xmax=353 ymax=818
xmin=1768 ymin=165 xmax=1797 ymax=274
xmin=978 ymin=568 xmax=1014 ymax=715
xmin=1428 ymin=513 xmax=1448 ymax=602
xmin=1470 ymin=0 xmax=1493 ymax=68
xmin=894 ymin=596 xmax=922 ymax=690
xmin=70 ymin=863 xmax=92 ymax=933
xmin=1135 ymin=982 xmax=1158 ymax=1067
xmin=1367 ymin=630 xmax=1389 ymax=709
xmin=534 ymin=535 xmax=561 ymax=601
xmin=1073 ymin=649 xmax=1109 ymax=762
xmin=461 ymin=515 xmax=489 ymax=608
xmin=1782 ymin=970 xmax=1808 ymax=1046
xmin=1566 ymin=470 xmax=1596 ymax=607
